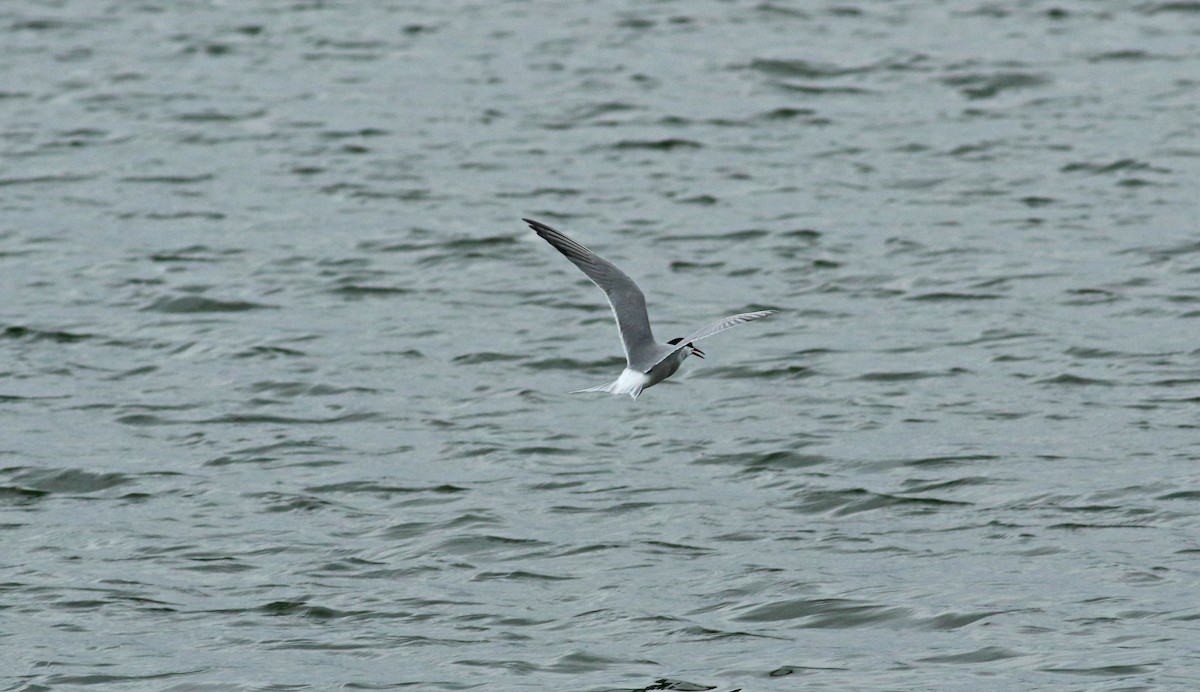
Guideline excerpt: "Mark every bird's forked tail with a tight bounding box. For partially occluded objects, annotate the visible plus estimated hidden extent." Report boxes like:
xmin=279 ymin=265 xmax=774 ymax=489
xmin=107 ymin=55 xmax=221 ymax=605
xmin=570 ymin=368 xmax=647 ymax=399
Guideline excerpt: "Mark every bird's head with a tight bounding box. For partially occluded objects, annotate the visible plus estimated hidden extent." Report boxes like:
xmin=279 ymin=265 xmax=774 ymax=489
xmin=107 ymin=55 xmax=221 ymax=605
xmin=668 ymin=337 xmax=704 ymax=359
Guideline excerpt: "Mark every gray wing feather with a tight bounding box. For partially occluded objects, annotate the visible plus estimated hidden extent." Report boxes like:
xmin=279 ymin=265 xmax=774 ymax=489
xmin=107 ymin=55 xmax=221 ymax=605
xmin=644 ymin=310 xmax=776 ymax=372
xmin=681 ymin=310 xmax=776 ymax=343
xmin=526 ymin=219 xmax=657 ymax=365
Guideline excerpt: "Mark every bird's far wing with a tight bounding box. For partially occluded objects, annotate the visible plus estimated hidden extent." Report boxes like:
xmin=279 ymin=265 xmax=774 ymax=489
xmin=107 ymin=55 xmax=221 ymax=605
xmin=643 ymin=310 xmax=776 ymax=373
xmin=525 ymin=218 xmax=657 ymax=365
xmin=681 ymin=310 xmax=776 ymax=344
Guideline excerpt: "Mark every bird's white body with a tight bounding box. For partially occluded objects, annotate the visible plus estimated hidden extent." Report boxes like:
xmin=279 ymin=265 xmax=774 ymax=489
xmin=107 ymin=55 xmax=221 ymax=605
xmin=573 ymin=348 xmax=691 ymax=399
xmin=526 ymin=218 xmax=774 ymax=399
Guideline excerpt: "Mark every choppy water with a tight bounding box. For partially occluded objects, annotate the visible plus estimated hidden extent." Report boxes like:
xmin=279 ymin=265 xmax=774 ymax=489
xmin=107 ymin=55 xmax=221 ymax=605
xmin=3 ymin=1 xmax=1200 ymax=690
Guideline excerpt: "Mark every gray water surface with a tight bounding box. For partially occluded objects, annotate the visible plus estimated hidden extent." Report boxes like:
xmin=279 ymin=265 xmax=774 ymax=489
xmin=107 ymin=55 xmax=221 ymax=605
xmin=3 ymin=1 xmax=1200 ymax=690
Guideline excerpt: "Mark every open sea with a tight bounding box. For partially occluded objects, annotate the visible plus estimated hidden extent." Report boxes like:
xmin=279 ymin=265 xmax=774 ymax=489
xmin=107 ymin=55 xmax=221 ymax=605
xmin=3 ymin=1 xmax=1200 ymax=690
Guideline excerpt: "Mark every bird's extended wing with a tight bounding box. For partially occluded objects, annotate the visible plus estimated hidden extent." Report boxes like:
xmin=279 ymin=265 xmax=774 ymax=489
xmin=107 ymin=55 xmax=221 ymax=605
xmin=526 ymin=218 xmax=658 ymax=365
xmin=644 ymin=310 xmax=776 ymax=373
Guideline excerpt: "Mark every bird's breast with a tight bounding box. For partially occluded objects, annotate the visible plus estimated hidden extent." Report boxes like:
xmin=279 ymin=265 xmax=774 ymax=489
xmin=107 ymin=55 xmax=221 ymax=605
xmin=645 ymin=348 xmax=689 ymax=385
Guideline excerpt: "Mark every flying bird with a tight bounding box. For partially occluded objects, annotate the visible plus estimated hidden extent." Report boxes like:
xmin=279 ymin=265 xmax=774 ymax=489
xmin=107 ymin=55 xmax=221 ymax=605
xmin=526 ymin=218 xmax=774 ymax=399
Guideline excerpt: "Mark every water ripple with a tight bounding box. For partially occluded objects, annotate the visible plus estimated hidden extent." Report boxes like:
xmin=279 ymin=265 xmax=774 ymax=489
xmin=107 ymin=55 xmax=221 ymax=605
xmin=4 ymin=1 xmax=1199 ymax=689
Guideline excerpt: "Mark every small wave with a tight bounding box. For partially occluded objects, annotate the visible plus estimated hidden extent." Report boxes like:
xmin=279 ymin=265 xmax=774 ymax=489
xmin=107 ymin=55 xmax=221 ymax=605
xmin=732 ymin=596 xmax=999 ymax=630
xmin=941 ymin=71 xmax=1049 ymax=99
xmin=1035 ymin=373 xmax=1115 ymax=386
xmin=917 ymin=645 xmax=1023 ymax=664
xmin=1061 ymin=158 xmax=1168 ymax=175
xmin=453 ymin=352 xmax=524 ymax=365
xmin=329 ymin=284 xmax=411 ymax=297
xmin=907 ymin=292 xmax=1003 ymax=301
xmin=611 ymin=138 xmax=703 ymax=151
xmin=857 ymin=369 xmax=967 ymax=381
xmin=2 ymin=467 xmax=132 ymax=494
xmin=141 ymin=295 xmax=274 ymax=313
xmin=789 ymin=488 xmax=972 ymax=516
xmin=2 ymin=325 xmax=92 ymax=343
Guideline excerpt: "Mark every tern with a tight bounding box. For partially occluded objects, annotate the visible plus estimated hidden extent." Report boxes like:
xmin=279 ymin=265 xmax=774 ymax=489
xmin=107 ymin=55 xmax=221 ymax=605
xmin=526 ymin=218 xmax=775 ymax=399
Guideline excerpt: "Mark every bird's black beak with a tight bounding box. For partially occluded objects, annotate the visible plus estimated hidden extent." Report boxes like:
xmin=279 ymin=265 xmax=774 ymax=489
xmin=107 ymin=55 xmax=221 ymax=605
xmin=691 ymin=346 xmax=705 ymax=359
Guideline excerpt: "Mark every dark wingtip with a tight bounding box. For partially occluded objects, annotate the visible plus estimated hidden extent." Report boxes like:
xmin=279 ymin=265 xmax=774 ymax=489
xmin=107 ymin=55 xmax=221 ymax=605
xmin=523 ymin=217 xmax=549 ymax=232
